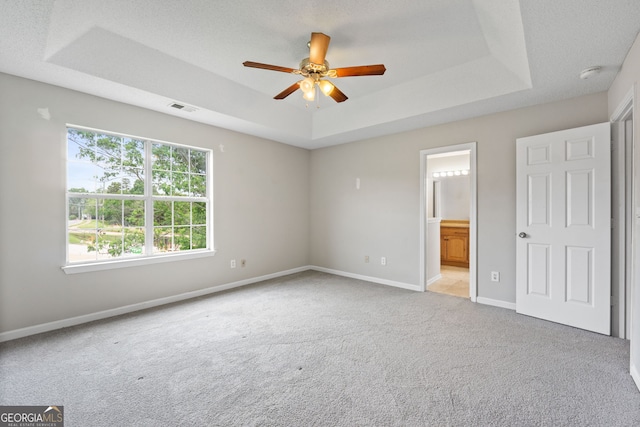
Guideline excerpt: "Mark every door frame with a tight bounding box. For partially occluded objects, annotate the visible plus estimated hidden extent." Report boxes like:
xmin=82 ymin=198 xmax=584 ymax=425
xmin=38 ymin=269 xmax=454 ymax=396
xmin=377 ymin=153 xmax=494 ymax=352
xmin=610 ymin=85 xmax=639 ymax=392
xmin=419 ymin=142 xmax=477 ymax=301
xmin=611 ymin=87 xmax=634 ymax=339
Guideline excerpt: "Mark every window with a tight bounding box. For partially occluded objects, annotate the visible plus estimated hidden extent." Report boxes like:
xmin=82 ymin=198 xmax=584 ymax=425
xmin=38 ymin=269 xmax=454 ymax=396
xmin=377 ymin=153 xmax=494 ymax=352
xmin=65 ymin=126 xmax=213 ymax=269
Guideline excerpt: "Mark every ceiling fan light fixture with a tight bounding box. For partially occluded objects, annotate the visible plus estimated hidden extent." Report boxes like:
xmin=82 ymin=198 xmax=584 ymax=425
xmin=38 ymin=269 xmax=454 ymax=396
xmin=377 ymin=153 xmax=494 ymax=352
xmin=318 ymin=80 xmax=334 ymax=96
xmin=300 ymin=77 xmax=315 ymax=93
xmin=303 ymin=88 xmax=316 ymax=101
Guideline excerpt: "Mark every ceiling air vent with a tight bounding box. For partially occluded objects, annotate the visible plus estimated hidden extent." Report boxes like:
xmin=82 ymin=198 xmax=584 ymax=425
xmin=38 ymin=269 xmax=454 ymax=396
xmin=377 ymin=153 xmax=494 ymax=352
xmin=168 ymin=102 xmax=198 ymax=113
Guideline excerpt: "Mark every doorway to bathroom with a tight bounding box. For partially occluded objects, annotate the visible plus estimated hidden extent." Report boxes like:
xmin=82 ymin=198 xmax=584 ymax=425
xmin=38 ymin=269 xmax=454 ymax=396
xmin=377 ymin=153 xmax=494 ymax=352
xmin=419 ymin=143 xmax=477 ymax=300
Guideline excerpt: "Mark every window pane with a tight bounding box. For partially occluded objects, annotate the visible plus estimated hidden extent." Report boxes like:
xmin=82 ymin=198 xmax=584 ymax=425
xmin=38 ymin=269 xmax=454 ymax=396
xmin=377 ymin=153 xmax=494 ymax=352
xmin=173 ymin=147 xmax=190 ymax=173
xmin=94 ymin=199 xmax=126 ymax=259
xmin=192 ymin=226 xmax=206 ymax=249
xmin=104 ymin=174 xmax=124 ymax=194
xmin=153 ymin=201 xmax=172 ymax=226
xmin=122 ymin=138 xmax=145 ymax=172
xmin=172 ymin=172 xmax=189 ymax=196
xmin=95 ymin=229 xmax=122 ymax=259
xmin=94 ymin=198 xmax=145 ymax=259
xmin=72 ymin=199 xmax=97 ymax=224
xmin=174 ymin=227 xmax=190 ymax=251
xmin=174 ymin=202 xmax=191 ymax=226
xmin=68 ymin=200 xmax=99 ymax=263
xmin=68 ymin=197 xmax=85 ymax=221
xmin=193 ymin=202 xmax=206 ymax=225
xmin=126 ymin=169 xmax=145 ymax=195
xmin=123 ymin=200 xmax=145 ymax=227
xmin=122 ymin=227 xmax=145 ymax=257
xmin=67 ymin=133 xmax=84 ymax=161
xmin=190 ymin=174 xmax=206 ymax=197
xmin=67 ymin=162 xmax=101 ymax=193
xmin=190 ymin=150 xmax=206 ymax=174
xmin=153 ymin=227 xmax=173 ymax=253
xmin=99 ymin=199 xmax=123 ymax=227
xmin=67 ymin=129 xmax=97 ymax=161
xmin=68 ymin=229 xmax=97 ymax=262
xmin=120 ymin=176 xmax=132 ymax=194
xmin=152 ymin=169 xmax=171 ymax=195
xmin=94 ymin=134 xmax=122 ymax=173
xmin=152 ymin=143 xmax=171 ymax=171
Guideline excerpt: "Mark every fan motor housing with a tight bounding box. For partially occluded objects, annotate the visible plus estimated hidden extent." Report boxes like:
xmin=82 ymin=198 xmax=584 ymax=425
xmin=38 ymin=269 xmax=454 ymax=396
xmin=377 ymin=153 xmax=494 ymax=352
xmin=299 ymin=58 xmax=330 ymax=77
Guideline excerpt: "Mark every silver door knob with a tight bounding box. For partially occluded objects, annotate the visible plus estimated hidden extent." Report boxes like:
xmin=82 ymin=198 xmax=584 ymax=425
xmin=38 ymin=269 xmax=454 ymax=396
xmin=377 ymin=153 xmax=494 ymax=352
xmin=518 ymin=232 xmax=527 ymax=238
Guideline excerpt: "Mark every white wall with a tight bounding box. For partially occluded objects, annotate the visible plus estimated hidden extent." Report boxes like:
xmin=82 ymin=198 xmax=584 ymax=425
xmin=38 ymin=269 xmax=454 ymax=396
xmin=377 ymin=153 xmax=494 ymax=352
xmin=0 ymin=71 xmax=615 ymax=336
xmin=0 ymin=73 xmax=310 ymax=334
xmin=608 ymin=32 xmax=640 ymax=388
xmin=426 ymin=219 xmax=441 ymax=284
xmin=309 ymin=92 xmax=608 ymax=301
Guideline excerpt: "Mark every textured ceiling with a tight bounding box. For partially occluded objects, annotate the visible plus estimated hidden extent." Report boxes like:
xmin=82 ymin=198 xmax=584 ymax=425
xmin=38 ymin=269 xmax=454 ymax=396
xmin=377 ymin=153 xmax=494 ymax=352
xmin=1 ymin=0 xmax=639 ymax=149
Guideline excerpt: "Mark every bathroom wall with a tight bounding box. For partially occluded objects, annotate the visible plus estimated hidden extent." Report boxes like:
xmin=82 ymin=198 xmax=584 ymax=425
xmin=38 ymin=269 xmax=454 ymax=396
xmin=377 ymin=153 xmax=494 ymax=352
xmin=427 ymin=153 xmax=470 ymax=219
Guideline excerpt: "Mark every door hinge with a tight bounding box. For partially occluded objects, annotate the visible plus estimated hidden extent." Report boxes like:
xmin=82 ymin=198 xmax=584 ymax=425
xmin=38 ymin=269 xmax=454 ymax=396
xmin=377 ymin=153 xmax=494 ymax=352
xmin=611 ymin=295 xmax=616 ymax=306
xmin=611 ymin=218 xmax=615 ymax=228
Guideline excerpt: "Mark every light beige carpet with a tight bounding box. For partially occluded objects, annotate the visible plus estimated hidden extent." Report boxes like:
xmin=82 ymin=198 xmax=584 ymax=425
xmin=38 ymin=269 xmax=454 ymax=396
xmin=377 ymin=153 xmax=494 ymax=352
xmin=427 ymin=265 xmax=469 ymax=298
xmin=1 ymin=271 xmax=638 ymax=426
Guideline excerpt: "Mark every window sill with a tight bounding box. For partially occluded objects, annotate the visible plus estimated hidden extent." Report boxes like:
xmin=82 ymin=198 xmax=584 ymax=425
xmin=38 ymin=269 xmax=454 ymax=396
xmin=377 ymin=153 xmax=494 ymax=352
xmin=62 ymin=249 xmax=216 ymax=275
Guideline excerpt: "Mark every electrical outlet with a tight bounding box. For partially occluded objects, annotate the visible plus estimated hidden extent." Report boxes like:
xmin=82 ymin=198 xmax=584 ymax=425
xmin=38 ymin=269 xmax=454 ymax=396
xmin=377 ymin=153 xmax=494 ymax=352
xmin=365 ymin=256 xmax=369 ymax=263
xmin=491 ymin=271 xmax=500 ymax=282
xmin=230 ymin=259 xmax=236 ymax=268
xmin=241 ymin=259 xmax=246 ymax=268
xmin=381 ymin=257 xmax=387 ymax=266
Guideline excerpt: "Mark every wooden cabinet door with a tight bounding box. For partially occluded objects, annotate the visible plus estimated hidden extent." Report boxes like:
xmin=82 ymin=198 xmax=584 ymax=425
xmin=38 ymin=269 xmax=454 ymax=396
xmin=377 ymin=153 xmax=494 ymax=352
xmin=445 ymin=235 xmax=468 ymax=264
xmin=441 ymin=226 xmax=469 ymax=267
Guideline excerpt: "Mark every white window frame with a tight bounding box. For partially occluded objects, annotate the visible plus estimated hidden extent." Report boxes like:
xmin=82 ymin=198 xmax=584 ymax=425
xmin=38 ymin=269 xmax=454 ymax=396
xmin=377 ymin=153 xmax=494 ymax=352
xmin=62 ymin=125 xmax=215 ymax=275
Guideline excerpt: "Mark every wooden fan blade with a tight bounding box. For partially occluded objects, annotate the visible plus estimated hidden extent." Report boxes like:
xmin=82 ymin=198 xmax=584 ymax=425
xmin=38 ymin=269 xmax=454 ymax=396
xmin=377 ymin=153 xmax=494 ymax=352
xmin=309 ymin=32 xmax=330 ymax=65
xmin=328 ymin=84 xmax=348 ymax=103
xmin=243 ymin=61 xmax=297 ymax=74
xmin=332 ymin=64 xmax=386 ymax=77
xmin=274 ymin=81 xmax=301 ymax=100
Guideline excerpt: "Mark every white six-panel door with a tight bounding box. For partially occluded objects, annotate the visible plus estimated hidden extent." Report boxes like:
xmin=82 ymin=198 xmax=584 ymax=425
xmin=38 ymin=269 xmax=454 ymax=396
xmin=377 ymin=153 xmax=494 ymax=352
xmin=516 ymin=123 xmax=611 ymax=335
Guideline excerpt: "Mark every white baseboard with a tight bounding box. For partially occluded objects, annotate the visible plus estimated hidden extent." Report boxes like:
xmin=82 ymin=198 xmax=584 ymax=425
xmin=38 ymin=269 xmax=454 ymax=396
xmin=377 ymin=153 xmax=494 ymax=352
xmin=631 ymin=363 xmax=640 ymax=392
xmin=0 ymin=266 xmax=310 ymax=343
xmin=310 ymin=266 xmax=421 ymax=292
xmin=477 ymin=296 xmax=516 ymax=311
xmin=426 ymin=274 xmax=442 ymax=287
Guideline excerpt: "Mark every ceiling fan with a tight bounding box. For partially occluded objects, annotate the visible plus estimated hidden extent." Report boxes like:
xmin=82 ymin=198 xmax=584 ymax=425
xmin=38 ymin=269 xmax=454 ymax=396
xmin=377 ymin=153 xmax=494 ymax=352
xmin=243 ymin=32 xmax=386 ymax=103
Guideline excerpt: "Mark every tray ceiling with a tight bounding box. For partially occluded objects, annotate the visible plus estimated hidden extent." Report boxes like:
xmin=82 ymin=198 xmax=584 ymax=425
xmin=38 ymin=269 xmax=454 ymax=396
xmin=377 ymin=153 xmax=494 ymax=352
xmin=1 ymin=0 xmax=639 ymax=148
